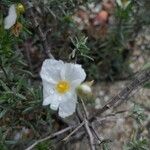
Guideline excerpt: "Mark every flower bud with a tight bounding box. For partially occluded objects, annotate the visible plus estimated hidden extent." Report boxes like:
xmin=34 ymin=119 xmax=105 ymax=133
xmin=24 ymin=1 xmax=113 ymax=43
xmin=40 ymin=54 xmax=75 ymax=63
xmin=76 ymin=81 xmax=93 ymax=99
xmin=17 ymin=3 xmax=25 ymax=14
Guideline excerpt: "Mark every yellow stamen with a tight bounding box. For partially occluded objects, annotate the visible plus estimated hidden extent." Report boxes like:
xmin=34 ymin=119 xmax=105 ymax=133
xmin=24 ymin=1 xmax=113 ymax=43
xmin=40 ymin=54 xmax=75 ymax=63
xmin=56 ymin=80 xmax=70 ymax=94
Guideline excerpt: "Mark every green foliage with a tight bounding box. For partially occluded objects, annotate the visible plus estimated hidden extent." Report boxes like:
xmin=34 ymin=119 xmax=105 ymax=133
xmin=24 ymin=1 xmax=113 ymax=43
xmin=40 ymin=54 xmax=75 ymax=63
xmin=32 ymin=0 xmax=148 ymax=80
xmin=79 ymin=1 xmax=136 ymax=80
xmin=124 ymin=138 xmax=149 ymax=150
xmin=130 ymin=104 xmax=146 ymax=125
xmin=144 ymin=82 xmax=150 ymax=89
xmin=134 ymin=0 xmax=150 ymax=25
xmin=1 ymin=0 xmax=22 ymax=5
xmin=143 ymin=62 xmax=150 ymax=70
xmin=0 ymin=53 xmax=41 ymax=112
xmin=0 ymin=12 xmax=45 ymax=148
xmin=0 ymin=26 xmax=14 ymax=57
xmin=0 ymin=52 xmax=51 ymax=149
xmin=115 ymin=1 xmax=133 ymax=20
xmin=100 ymin=139 xmax=112 ymax=150
xmin=101 ymin=143 xmax=111 ymax=150
xmin=70 ymin=35 xmax=92 ymax=60
xmin=36 ymin=141 xmax=54 ymax=150
xmin=0 ymin=127 xmax=9 ymax=150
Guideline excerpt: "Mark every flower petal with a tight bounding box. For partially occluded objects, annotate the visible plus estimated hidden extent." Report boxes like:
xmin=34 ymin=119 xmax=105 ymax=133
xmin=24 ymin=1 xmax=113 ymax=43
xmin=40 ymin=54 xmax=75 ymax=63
xmin=4 ymin=5 xmax=17 ymax=29
xmin=116 ymin=0 xmax=122 ymax=7
xmin=43 ymin=81 xmax=55 ymax=99
xmin=58 ymin=93 xmax=77 ymax=118
xmin=61 ymin=63 xmax=86 ymax=88
xmin=60 ymin=90 xmax=76 ymax=103
xmin=43 ymin=94 xmax=54 ymax=106
xmin=50 ymin=96 xmax=60 ymax=110
xmin=43 ymin=93 xmax=60 ymax=111
xmin=40 ymin=59 xmax=64 ymax=84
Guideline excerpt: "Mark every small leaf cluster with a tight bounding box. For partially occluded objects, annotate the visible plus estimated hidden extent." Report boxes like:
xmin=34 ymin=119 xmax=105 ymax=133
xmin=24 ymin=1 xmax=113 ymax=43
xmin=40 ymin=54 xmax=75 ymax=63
xmin=124 ymin=138 xmax=149 ymax=150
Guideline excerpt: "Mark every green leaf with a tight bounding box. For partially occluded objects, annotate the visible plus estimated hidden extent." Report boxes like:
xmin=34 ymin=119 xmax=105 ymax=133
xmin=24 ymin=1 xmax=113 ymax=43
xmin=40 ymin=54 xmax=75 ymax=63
xmin=142 ymin=62 xmax=150 ymax=70
xmin=0 ymin=108 xmax=8 ymax=119
xmin=0 ymin=80 xmax=10 ymax=91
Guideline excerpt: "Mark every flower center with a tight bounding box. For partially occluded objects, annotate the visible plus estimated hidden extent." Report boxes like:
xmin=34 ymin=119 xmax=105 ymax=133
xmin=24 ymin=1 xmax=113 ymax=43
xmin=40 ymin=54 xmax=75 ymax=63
xmin=56 ymin=80 xmax=70 ymax=94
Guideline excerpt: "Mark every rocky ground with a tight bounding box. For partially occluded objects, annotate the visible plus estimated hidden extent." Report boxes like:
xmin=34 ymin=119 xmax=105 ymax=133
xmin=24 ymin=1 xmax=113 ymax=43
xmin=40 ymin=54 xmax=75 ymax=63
xmin=91 ymin=26 xmax=150 ymax=150
xmin=66 ymin=25 xmax=150 ymax=150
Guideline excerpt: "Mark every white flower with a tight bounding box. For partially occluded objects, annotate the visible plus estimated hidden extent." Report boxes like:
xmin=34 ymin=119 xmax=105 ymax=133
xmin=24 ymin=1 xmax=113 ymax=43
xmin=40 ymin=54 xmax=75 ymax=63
xmin=4 ymin=4 xmax=17 ymax=29
xmin=40 ymin=59 xmax=86 ymax=118
xmin=116 ymin=0 xmax=131 ymax=9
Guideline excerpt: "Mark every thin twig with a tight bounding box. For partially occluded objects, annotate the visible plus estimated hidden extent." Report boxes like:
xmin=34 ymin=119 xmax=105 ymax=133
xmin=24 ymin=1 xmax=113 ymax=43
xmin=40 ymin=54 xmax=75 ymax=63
xmin=90 ymin=68 xmax=150 ymax=122
xmin=76 ymin=104 xmax=84 ymax=122
xmin=91 ymin=123 xmax=102 ymax=143
xmin=62 ymin=121 xmax=84 ymax=142
xmin=25 ymin=126 xmax=75 ymax=150
xmin=80 ymin=98 xmax=89 ymax=119
xmin=84 ymin=119 xmax=96 ymax=150
xmin=77 ymin=102 xmax=97 ymax=150
xmin=24 ymin=42 xmax=34 ymax=72
xmin=22 ymin=0 xmax=54 ymax=59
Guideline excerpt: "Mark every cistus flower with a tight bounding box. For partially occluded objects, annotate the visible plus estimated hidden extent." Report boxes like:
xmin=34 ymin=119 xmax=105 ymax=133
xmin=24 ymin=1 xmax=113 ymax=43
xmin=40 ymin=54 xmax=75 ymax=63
xmin=116 ymin=0 xmax=131 ymax=9
xmin=40 ymin=59 xmax=86 ymax=118
xmin=4 ymin=4 xmax=17 ymax=29
xmin=4 ymin=4 xmax=24 ymax=36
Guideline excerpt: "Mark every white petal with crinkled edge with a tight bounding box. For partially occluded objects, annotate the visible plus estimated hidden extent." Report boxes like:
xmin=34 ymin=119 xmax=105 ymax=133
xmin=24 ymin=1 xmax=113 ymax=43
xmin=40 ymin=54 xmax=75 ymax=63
xmin=58 ymin=94 xmax=77 ymax=118
xmin=43 ymin=93 xmax=60 ymax=110
xmin=4 ymin=4 xmax=17 ymax=29
xmin=42 ymin=81 xmax=55 ymax=99
xmin=40 ymin=59 xmax=64 ymax=84
xmin=116 ymin=0 xmax=122 ymax=7
xmin=60 ymin=89 xmax=76 ymax=103
xmin=50 ymin=95 xmax=60 ymax=110
xmin=42 ymin=94 xmax=54 ymax=106
xmin=61 ymin=63 xmax=86 ymax=88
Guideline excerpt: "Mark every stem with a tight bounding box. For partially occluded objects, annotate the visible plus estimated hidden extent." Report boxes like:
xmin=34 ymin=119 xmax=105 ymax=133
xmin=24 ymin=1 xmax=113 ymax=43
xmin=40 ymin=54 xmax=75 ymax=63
xmin=21 ymin=0 xmax=54 ymax=59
